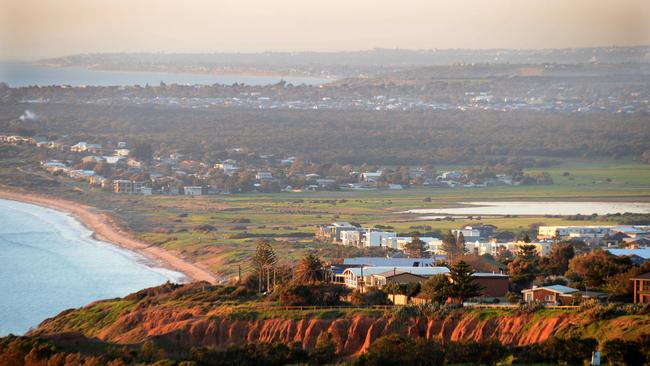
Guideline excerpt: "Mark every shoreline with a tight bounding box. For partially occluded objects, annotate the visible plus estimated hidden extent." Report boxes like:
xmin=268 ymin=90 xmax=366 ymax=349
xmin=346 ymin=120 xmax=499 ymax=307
xmin=0 ymin=188 xmax=218 ymax=284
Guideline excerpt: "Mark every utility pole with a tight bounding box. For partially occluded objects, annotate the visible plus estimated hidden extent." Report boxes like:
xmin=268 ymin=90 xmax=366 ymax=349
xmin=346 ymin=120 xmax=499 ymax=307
xmin=237 ymin=265 xmax=241 ymax=285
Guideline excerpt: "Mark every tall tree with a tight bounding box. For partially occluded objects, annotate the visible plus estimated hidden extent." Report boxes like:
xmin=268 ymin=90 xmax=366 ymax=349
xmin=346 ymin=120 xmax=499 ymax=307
xmin=293 ymin=254 xmax=325 ymax=283
xmin=541 ymin=242 xmax=575 ymax=275
xmin=445 ymin=260 xmax=483 ymax=303
xmin=442 ymin=230 xmax=465 ymax=264
xmin=404 ymin=236 xmax=427 ymax=258
xmin=251 ymin=239 xmax=277 ymax=293
xmin=456 ymin=232 xmax=466 ymax=252
xmin=507 ymin=244 xmax=540 ymax=292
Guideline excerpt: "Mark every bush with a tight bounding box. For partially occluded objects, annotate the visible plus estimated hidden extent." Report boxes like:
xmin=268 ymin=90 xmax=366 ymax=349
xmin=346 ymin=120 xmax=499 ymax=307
xmin=194 ymin=224 xmax=217 ymax=232
xmin=354 ymin=335 xmax=505 ymax=366
xmin=354 ymin=334 xmax=444 ymax=366
xmin=514 ymin=336 xmax=597 ymax=365
xmin=189 ymin=343 xmax=308 ymax=366
xmin=516 ymin=301 xmax=545 ymax=314
xmin=350 ymin=288 xmax=390 ymax=306
xmin=310 ymin=333 xmax=337 ymax=365
xmin=278 ymin=283 xmax=350 ymax=306
xmin=603 ymin=339 xmax=646 ymax=365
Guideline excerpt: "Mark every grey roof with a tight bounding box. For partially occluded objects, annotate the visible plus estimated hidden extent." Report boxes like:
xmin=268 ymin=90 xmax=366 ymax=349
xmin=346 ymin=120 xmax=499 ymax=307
xmin=522 ymin=285 xmax=578 ymax=294
xmin=344 ymin=266 xmax=449 ymax=277
xmin=608 ymin=248 xmax=650 ymax=259
xmin=343 ymin=257 xmax=441 ymax=267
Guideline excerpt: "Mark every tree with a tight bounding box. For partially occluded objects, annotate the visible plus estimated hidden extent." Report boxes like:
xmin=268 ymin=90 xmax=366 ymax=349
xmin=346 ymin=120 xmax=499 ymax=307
xmin=419 ymin=274 xmax=451 ymax=303
xmin=566 ymin=250 xmax=632 ymax=289
xmin=643 ymin=150 xmax=650 ymax=164
xmin=445 ymin=260 xmax=484 ymax=302
xmin=540 ymin=242 xmax=575 ymax=275
xmin=507 ymin=244 xmax=540 ymax=292
xmin=404 ymin=236 xmax=427 ymax=258
xmin=605 ymin=263 xmax=650 ymax=300
xmin=456 ymin=232 xmax=466 ymax=251
xmin=131 ymin=141 xmax=153 ymax=162
xmin=251 ymin=239 xmax=277 ymax=293
xmin=293 ymin=254 xmax=325 ymax=284
xmin=442 ymin=230 xmax=465 ymax=264
xmin=311 ymin=333 xmax=337 ymax=365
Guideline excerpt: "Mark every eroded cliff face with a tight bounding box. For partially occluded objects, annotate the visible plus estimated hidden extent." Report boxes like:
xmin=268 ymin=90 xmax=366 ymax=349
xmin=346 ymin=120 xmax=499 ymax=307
xmin=32 ymin=304 xmax=578 ymax=357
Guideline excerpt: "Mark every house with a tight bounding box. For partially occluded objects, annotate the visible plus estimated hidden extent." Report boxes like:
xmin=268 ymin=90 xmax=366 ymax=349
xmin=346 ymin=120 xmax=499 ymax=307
xmin=341 ymin=266 xmax=450 ymax=290
xmin=471 ymin=273 xmax=509 ymax=298
xmin=256 ymin=172 xmax=273 ymax=181
xmin=114 ymin=149 xmax=130 ymax=157
xmin=631 ymin=273 xmax=650 ymax=304
xmin=521 ymin=285 xmax=605 ymax=305
xmin=452 ymin=227 xmax=482 ymax=242
xmin=441 ymin=171 xmax=462 ymax=180
xmin=363 ymin=229 xmax=397 ymax=247
xmin=370 ymin=270 xmax=427 ymax=287
xmin=70 ymin=142 xmax=88 ymax=152
xmin=536 ymin=225 xmax=650 ymax=240
xmin=71 ymin=142 xmax=102 ymax=153
xmin=608 ymin=248 xmax=650 ymax=265
xmin=360 ymin=171 xmax=383 ymax=183
xmin=342 ymin=257 xmax=441 ymax=267
xmin=113 ymin=180 xmax=134 ymax=194
xmin=340 ymin=230 xmax=362 ymax=247
xmin=103 ymin=156 xmax=127 ymax=165
xmin=183 ymin=186 xmax=204 ymax=196
xmin=316 ymin=222 xmax=358 ymax=243
xmin=623 ymin=238 xmax=650 ymax=248
xmin=214 ymin=162 xmax=239 ymax=175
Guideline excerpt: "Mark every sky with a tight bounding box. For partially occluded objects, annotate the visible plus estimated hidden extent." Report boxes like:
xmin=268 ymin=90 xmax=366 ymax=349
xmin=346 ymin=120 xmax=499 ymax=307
xmin=1 ymin=0 xmax=649 ymax=60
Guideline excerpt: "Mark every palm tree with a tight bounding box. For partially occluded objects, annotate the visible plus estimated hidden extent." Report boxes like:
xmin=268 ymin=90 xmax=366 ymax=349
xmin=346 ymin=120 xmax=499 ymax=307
xmin=294 ymin=254 xmax=325 ymax=284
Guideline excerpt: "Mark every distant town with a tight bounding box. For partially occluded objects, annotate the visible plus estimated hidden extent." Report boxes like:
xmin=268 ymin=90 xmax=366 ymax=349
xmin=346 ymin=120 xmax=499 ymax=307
xmin=0 ymin=134 xmax=553 ymax=195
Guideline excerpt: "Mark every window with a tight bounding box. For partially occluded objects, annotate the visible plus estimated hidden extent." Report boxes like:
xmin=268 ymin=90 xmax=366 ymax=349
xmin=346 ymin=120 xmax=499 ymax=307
xmin=544 ymin=294 xmax=554 ymax=302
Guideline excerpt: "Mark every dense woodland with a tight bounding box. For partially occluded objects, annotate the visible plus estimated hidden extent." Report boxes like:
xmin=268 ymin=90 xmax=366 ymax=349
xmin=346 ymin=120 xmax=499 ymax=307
xmin=1 ymin=103 xmax=648 ymax=165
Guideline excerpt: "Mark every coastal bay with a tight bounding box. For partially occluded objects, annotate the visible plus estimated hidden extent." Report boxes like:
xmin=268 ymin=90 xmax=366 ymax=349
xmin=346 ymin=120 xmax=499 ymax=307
xmin=0 ymin=191 xmax=216 ymax=336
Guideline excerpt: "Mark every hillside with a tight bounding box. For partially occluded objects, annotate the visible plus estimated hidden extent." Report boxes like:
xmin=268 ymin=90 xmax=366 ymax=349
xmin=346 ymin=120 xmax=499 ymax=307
xmin=29 ymin=283 xmax=650 ymax=357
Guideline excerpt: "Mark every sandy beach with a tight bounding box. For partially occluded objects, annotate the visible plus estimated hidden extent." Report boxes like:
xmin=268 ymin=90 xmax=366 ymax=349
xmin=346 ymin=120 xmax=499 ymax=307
xmin=0 ymin=188 xmax=218 ymax=284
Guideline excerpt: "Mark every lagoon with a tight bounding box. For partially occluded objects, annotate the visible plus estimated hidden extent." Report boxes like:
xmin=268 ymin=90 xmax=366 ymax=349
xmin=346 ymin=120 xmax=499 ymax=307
xmin=406 ymin=201 xmax=650 ymax=217
xmin=0 ymin=62 xmax=329 ymax=87
xmin=0 ymin=199 xmax=185 ymax=336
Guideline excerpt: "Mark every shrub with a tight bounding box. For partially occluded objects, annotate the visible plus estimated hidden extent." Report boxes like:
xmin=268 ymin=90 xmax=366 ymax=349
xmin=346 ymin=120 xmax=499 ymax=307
xmin=310 ymin=333 xmax=337 ymax=365
xmin=350 ymin=288 xmax=390 ymax=306
xmin=194 ymin=224 xmax=217 ymax=232
xmin=278 ymin=283 xmax=350 ymax=306
xmin=516 ymin=301 xmax=544 ymax=314
xmin=603 ymin=339 xmax=646 ymax=365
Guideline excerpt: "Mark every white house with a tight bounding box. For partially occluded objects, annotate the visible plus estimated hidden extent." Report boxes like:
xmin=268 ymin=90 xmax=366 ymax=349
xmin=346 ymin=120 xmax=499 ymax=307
xmin=363 ymin=229 xmax=397 ymax=247
xmin=183 ymin=186 xmax=203 ymax=196
xmin=341 ymin=266 xmax=450 ymax=289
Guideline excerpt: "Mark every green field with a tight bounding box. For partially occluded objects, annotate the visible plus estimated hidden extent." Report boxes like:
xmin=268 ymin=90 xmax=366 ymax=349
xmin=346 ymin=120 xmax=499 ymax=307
xmin=2 ymin=152 xmax=650 ymax=278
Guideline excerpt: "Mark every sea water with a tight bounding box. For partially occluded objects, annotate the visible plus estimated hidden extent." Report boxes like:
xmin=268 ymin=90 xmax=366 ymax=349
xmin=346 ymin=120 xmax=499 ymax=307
xmin=0 ymin=199 xmax=185 ymax=335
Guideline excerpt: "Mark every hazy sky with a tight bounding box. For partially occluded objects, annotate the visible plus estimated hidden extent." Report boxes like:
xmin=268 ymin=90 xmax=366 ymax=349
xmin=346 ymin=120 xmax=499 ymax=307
xmin=1 ymin=0 xmax=649 ymax=60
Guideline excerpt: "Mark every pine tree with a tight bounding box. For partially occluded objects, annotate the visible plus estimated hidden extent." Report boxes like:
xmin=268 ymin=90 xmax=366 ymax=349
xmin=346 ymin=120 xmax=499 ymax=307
xmin=251 ymin=239 xmax=277 ymax=292
xmin=446 ymin=260 xmax=483 ymax=302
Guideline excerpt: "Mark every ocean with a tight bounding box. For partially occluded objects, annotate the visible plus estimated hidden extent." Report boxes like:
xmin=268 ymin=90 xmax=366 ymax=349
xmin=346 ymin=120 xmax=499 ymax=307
xmin=0 ymin=199 xmax=185 ymax=336
xmin=0 ymin=62 xmax=330 ymax=87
